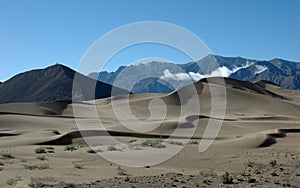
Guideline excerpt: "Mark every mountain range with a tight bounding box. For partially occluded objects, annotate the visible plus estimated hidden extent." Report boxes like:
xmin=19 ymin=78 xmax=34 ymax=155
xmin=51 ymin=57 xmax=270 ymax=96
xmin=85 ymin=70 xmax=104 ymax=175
xmin=89 ymin=55 xmax=300 ymax=93
xmin=0 ymin=55 xmax=299 ymax=104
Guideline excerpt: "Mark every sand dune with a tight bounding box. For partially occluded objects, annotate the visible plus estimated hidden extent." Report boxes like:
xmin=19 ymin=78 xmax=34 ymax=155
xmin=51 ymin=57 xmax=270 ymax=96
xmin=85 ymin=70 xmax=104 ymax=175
xmin=0 ymin=78 xmax=300 ymax=187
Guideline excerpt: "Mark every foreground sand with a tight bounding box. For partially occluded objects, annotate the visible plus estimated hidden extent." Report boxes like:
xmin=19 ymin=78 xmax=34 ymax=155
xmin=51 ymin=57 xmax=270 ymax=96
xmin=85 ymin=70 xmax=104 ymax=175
xmin=0 ymin=79 xmax=300 ymax=187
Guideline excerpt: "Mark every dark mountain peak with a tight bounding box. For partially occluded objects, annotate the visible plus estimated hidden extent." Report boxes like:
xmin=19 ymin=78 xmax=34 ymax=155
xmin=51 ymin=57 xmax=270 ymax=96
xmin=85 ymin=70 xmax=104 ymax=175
xmin=45 ymin=63 xmax=72 ymax=71
xmin=43 ymin=63 xmax=75 ymax=78
xmin=0 ymin=64 xmax=129 ymax=104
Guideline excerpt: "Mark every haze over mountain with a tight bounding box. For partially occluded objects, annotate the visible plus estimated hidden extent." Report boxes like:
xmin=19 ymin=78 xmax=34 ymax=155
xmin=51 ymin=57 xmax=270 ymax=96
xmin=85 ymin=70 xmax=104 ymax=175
xmin=89 ymin=55 xmax=300 ymax=93
xmin=0 ymin=64 xmax=129 ymax=104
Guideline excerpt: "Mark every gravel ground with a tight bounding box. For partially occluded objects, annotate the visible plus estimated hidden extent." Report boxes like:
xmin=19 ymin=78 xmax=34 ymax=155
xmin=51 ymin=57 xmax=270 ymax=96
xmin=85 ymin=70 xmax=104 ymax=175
xmin=41 ymin=159 xmax=300 ymax=188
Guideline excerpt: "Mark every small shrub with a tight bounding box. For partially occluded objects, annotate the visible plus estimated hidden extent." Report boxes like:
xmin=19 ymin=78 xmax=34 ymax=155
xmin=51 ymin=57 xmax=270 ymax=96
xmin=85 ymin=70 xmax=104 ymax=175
xmin=222 ymin=172 xmax=234 ymax=184
xmin=24 ymin=164 xmax=36 ymax=170
xmin=37 ymin=164 xmax=50 ymax=170
xmin=47 ymin=149 xmax=55 ymax=153
xmin=107 ymin=145 xmax=121 ymax=151
xmin=64 ymin=145 xmax=77 ymax=151
xmin=246 ymin=161 xmax=256 ymax=168
xmin=24 ymin=164 xmax=50 ymax=170
xmin=7 ymin=176 xmax=22 ymax=186
xmin=34 ymin=147 xmax=54 ymax=154
xmin=128 ymin=139 xmax=137 ymax=143
xmin=34 ymin=148 xmax=47 ymax=154
xmin=0 ymin=161 xmax=4 ymax=171
xmin=59 ymin=182 xmax=75 ymax=188
xmin=87 ymin=149 xmax=96 ymax=153
xmin=168 ymin=140 xmax=183 ymax=146
xmin=28 ymin=177 xmax=43 ymax=188
xmin=36 ymin=156 xmax=46 ymax=161
xmin=141 ymin=140 xmax=166 ymax=148
xmin=74 ymin=163 xmax=83 ymax=169
xmin=1 ymin=153 xmax=14 ymax=159
xmin=52 ymin=130 xmax=60 ymax=135
xmin=153 ymin=143 xmax=166 ymax=148
xmin=117 ymin=166 xmax=127 ymax=175
xmin=270 ymin=160 xmax=277 ymax=167
xmin=188 ymin=140 xmax=199 ymax=144
xmin=200 ymin=169 xmax=218 ymax=177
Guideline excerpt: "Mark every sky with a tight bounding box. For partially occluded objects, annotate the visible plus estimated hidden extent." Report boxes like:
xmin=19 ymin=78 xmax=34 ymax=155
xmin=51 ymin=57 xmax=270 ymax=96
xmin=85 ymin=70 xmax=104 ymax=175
xmin=0 ymin=0 xmax=299 ymax=82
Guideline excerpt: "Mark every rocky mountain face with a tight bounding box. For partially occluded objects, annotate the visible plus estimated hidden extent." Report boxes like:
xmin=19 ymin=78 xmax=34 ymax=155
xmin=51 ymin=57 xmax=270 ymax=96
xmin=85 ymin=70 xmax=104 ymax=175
xmin=132 ymin=77 xmax=175 ymax=94
xmin=0 ymin=64 xmax=129 ymax=104
xmin=89 ymin=55 xmax=300 ymax=93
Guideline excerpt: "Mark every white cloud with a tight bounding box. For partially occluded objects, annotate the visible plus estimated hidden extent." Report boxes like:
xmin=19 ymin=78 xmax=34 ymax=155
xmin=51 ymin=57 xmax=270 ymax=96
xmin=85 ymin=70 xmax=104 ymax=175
xmin=160 ymin=61 xmax=256 ymax=82
xmin=160 ymin=69 xmax=191 ymax=81
xmin=254 ymin=65 xmax=268 ymax=74
xmin=188 ymin=72 xmax=204 ymax=81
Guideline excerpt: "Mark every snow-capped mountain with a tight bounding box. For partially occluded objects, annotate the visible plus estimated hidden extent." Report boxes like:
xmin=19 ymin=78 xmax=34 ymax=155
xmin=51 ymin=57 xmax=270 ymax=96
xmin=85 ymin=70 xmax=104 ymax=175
xmin=89 ymin=55 xmax=300 ymax=93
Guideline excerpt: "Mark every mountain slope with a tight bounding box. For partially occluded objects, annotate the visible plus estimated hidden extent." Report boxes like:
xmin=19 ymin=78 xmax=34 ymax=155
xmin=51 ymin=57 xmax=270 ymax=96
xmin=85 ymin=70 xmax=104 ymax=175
xmin=132 ymin=77 xmax=175 ymax=94
xmin=0 ymin=64 xmax=129 ymax=104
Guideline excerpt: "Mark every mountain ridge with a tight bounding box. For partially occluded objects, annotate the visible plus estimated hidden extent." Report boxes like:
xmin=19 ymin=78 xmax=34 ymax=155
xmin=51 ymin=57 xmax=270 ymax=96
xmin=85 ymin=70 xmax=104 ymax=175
xmin=89 ymin=55 xmax=300 ymax=92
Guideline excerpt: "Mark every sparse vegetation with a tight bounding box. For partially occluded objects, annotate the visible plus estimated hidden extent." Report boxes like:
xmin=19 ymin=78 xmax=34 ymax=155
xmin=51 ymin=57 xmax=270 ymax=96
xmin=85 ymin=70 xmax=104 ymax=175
xmin=52 ymin=129 xmax=60 ymax=135
xmin=56 ymin=182 xmax=75 ymax=188
xmin=34 ymin=147 xmax=47 ymax=154
xmin=34 ymin=147 xmax=54 ymax=154
xmin=28 ymin=177 xmax=44 ymax=188
xmin=0 ymin=160 xmax=4 ymax=171
xmin=128 ymin=139 xmax=137 ymax=143
xmin=86 ymin=148 xmax=103 ymax=153
xmin=270 ymin=160 xmax=277 ymax=167
xmin=86 ymin=149 xmax=97 ymax=153
xmin=188 ymin=140 xmax=199 ymax=145
xmin=107 ymin=145 xmax=121 ymax=151
xmin=1 ymin=153 xmax=14 ymax=159
xmin=36 ymin=156 xmax=46 ymax=161
xmin=141 ymin=140 xmax=166 ymax=148
xmin=64 ymin=145 xmax=77 ymax=151
xmin=24 ymin=164 xmax=50 ymax=170
xmin=117 ymin=166 xmax=127 ymax=176
xmin=221 ymin=172 xmax=234 ymax=184
xmin=6 ymin=176 xmax=22 ymax=186
xmin=200 ymin=169 xmax=218 ymax=177
xmin=168 ymin=140 xmax=183 ymax=145
xmin=74 ymin=163 xmax=84 ymax=169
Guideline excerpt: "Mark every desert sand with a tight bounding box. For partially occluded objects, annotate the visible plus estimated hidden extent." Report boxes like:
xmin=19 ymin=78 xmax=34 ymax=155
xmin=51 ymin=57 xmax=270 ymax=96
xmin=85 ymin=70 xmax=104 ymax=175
xmin=0 ymin=78 xmax=300 ymax=187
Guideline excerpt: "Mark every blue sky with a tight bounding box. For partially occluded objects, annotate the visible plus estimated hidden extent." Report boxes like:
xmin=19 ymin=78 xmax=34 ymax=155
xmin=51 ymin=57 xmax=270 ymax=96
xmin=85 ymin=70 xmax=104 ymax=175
xmin=0 ymin=0 xmax=299 ymax=82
